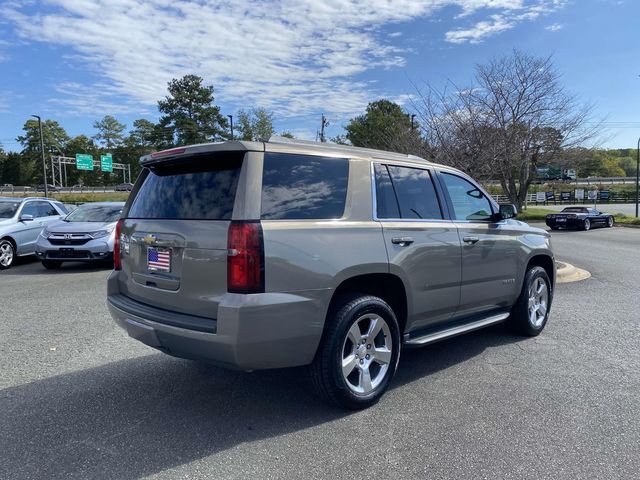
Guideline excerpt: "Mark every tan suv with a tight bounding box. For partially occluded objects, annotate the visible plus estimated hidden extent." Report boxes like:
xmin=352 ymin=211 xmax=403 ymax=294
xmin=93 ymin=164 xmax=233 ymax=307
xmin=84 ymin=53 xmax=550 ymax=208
xmin=107 ymin=137 xmax=555 ymax=409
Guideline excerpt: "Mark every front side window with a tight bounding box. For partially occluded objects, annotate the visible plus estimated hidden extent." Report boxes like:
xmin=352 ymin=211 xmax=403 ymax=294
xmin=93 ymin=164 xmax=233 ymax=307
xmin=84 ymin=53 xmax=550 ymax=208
xmin=20 ymin=202 xmax=40 ymax=218
xmin=441 ymin=173 xmax=493 ymax=221
xmin=261 ymin=153 xmax=349 ymax=220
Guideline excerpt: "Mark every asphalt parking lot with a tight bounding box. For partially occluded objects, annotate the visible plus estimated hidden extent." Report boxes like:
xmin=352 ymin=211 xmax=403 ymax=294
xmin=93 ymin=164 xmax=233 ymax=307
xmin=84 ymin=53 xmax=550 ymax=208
xmin=1 ymin=226 xmax=639 ymax=479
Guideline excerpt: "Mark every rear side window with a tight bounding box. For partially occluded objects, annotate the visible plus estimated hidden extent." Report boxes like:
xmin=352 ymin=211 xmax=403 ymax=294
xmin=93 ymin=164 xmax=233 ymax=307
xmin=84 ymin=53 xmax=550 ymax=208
xmin=376 ymin=165 xmax=442 ymax=220
xmin=128 ymin=154 xmax=243 ymax=220
xmin=373 ymin=164 xmax=400 ymax=219
xmin=261 ymin=153 xmax=349 ymax=220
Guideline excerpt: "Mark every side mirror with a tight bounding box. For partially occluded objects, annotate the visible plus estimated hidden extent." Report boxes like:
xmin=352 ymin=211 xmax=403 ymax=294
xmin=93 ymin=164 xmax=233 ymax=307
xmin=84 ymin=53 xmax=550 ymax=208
xmin=20 ymin=214 xmax=34 ymax=222
xmin=498 ymin=204 xmax=517 ymax=220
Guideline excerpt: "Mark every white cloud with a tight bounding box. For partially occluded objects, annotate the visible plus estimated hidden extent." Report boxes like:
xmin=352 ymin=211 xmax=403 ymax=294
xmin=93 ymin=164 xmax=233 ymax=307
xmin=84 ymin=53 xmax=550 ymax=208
xmin=3 ymin=1 xmax=567 ymax=117
xmin=546 ymin=23 xmax=564 ymax=31
xmin=446 ymin=0 xmax=567 ymax=44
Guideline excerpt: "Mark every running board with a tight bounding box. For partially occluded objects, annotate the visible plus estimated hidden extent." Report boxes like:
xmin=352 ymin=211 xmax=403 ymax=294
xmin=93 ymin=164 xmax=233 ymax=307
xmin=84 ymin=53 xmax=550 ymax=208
xmin=404 ymin=312 xmax=510 ymax=347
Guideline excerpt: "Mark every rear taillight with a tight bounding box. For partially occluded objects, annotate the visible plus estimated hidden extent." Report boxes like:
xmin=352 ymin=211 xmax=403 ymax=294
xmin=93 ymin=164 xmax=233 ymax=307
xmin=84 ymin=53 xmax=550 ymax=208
xmin=114 ymin=219 xmax=123 ymax=270
xmin=227 ymin=221 xmax=264 ymax=293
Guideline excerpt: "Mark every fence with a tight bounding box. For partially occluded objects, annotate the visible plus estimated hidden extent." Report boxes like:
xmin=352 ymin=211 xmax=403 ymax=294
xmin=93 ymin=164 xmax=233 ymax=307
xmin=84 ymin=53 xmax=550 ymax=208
xmin=492 ymin=191 xmax=639 ymax=205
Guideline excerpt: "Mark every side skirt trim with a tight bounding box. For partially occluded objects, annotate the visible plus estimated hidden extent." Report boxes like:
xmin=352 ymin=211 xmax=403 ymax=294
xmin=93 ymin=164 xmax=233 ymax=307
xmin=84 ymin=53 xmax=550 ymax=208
xmin=403 ymin=312 xmax=509 ymax=347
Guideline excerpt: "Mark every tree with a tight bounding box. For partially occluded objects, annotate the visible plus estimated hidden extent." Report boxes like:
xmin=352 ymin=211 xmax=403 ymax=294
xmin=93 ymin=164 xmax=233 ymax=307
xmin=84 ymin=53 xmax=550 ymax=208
xmin=93 ymin=115 xmax=126 ymax=149
xmin=128 ymin=119 xmax=160 ymax=148
xmin=237 ymin=108 xmax=275 ymax=141
xmin=416 ymin=50 xmax=600 ymax=209
xmin=17 ymin=118 xmax=69 ymax=184
xmin=0 ymin=152 xmax=24 ymax=185
xmin=344 ymin=100 xmax=424 ymax=155
xmin=279 ymin=130 xmax=295 ymax=139
xmin=157 ymin=74 xmax=228 ymax=146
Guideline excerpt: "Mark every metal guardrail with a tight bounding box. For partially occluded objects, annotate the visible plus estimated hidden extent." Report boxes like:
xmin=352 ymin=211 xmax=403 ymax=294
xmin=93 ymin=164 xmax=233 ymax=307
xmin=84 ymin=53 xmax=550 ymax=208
xmin=0 ymin=186 xmax=126 ymax=195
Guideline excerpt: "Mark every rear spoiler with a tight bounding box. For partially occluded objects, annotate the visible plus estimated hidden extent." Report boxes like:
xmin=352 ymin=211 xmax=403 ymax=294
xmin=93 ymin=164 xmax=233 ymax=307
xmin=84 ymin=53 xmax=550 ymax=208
xmin=140 ymin=140 xmax=264 ymax=166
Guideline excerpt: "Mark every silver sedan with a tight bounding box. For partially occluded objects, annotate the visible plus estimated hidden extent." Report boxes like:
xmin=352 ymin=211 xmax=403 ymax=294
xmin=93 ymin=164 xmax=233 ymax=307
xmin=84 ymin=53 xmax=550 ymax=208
xmin=35 ymin=202 xmax=125 ymax=269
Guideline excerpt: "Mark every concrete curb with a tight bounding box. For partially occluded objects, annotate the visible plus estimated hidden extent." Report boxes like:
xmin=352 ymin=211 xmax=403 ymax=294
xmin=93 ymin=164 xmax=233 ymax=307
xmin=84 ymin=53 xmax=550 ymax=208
xmin=556 ymin=261 xmax=591 ymax=284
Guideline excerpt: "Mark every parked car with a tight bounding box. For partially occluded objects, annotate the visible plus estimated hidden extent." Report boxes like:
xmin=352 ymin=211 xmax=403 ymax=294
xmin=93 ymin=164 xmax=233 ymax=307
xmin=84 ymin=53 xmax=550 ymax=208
xmin=0 ymin=197 xmax=68 ymax=269
xmin=545 ymin=207 xmax=614 ymax=231
xmin=107 ymin=138 xmax=555 ymax=409
xmin=36 ymin=202 xmax=125 ymax=269
xmin=115 ymin=183 xmax=134 ymax=192
xmin=70 ymin=184 xmax=84 ymax=191
xmin=35 ymin=184 xmax=60 ymax=192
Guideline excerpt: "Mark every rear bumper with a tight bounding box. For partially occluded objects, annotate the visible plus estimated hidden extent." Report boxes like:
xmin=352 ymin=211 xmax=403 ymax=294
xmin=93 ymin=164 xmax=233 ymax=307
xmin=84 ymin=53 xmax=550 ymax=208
xmin=545 ymin=218 xmax=582 ymax=228
xmin=107 ymin=275 xmax=330 ymax=370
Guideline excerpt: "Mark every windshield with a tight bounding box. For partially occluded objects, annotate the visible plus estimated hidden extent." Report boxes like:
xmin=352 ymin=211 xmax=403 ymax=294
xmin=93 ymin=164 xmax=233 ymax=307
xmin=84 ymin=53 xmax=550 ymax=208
xmin=65 ymin=204 xmax=123 ymax=223
xmin=0 ymin=201 xmax=20 ymax=219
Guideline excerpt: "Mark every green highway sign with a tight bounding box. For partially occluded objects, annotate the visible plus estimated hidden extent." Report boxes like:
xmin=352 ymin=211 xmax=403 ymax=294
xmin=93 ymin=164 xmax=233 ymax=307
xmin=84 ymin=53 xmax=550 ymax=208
xmin=76 ymin=153 xmax=94 ymax=171
xmin=101 ymin=154 xmax=113 ymax=172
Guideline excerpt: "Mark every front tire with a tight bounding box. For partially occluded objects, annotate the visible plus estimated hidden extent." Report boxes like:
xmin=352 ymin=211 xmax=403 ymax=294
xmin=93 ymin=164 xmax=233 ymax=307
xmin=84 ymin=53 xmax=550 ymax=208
xmin=508 ymin=266 xmax=552 ymax=336
xmin=607 ymin=216 xmax=614 ymax=228
xmin=310 ymin=295 xmax=401 ymax=410
xmin=0 ymin=239 xmax=15 ymax=270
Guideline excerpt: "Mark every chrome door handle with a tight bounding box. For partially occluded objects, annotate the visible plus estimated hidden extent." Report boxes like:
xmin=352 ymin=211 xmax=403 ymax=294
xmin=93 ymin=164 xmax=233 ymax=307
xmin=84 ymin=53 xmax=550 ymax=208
xmin=391 ymin=236 xmax=414 ymax=246
xmin=463 ymin=236 xmax=479 ymax=244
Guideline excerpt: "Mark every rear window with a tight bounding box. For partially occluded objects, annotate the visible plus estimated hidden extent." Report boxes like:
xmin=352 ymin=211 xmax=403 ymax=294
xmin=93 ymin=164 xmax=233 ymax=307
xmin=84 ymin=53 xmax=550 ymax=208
xmin=261 ymin=153 xmax=349 ymax=220
xmin=128 ymin=154 xmax=243 ymax=220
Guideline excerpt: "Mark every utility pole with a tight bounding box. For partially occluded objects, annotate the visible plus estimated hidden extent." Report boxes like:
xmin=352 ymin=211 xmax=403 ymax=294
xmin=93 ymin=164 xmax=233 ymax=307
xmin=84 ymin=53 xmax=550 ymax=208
xmin=227 ymin=115 xmax=234 ymax=140
xmin=31 ymin=115 xmax=48 ymax=198
xmin=410 ymin=114 xmax=416 ymax=131
xmin=634 ymin=72 xmax=639 ymax=217
xmin=320 ymin=114 xmax=329 ymax=143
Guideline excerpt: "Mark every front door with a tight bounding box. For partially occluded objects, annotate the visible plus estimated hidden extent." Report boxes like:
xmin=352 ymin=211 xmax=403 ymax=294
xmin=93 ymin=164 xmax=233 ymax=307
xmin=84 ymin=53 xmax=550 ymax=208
xmin=437 ymin=171 xmax=520 ymax=318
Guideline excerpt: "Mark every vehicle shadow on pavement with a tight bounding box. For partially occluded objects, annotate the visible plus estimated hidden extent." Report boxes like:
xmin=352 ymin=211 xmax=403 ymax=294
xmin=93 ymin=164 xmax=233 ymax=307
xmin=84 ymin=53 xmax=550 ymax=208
xmin=1 ymin=257 xmax=112 ymax=275
xmin=0 ymin=325 xmax=523 ymax=479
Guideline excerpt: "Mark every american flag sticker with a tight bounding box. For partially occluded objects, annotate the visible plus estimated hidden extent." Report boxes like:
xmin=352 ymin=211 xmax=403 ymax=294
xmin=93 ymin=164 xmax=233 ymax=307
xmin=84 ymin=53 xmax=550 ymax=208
xmin=147 ymin=247 xmax=171 ymax=272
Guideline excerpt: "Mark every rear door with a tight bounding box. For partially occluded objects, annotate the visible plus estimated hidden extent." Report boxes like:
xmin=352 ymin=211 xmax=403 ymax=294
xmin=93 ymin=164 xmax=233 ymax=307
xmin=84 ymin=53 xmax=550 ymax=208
xmin=374 ymin=163 xmax=461 ymax=331
xmin=437 ymin=171 xmax=520 ymax=317
xmin=118 ymin=152 xmax=245 ymax=318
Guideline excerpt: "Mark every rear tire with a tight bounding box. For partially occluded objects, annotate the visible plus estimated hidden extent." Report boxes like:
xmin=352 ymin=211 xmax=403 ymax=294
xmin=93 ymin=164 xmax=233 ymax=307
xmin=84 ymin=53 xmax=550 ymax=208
xmin=549 ymin=226 xmax=559 ymax=230
xmin=582 ymin=219 xmax=591 ymax=231
xmin=42 ymin=260 xmax=63 ymax=270
xmin=310 ymin=295 xmax=401 ymax=410
xmin=507 ymin=266 xmax=552 ymax=336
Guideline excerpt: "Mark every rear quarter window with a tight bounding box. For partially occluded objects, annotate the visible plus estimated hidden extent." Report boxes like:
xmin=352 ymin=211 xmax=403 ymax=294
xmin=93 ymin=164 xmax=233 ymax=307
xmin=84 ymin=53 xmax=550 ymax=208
xmin=261 ymin=153 xmax=349 ymax=220
xmin=127 ymin=154 xmax=243 ymax=220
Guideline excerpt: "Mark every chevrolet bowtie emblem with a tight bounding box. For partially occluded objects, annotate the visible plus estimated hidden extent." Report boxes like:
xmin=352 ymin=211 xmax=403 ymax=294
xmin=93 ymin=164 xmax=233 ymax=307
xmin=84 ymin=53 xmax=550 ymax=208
xmin=142 ymin=234 xmax=157 ymax=245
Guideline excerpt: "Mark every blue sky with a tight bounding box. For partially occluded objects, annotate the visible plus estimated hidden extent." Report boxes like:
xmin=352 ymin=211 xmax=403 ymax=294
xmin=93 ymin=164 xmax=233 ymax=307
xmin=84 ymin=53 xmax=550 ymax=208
xmin=0 ymin=0 xmax=638 ymax=151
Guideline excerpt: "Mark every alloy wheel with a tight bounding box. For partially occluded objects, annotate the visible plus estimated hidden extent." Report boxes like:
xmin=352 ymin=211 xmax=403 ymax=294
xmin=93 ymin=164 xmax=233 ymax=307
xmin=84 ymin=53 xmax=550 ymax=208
xmin=0 ymin=241 xmax=14 ymax=268
xmin=528 ymin=277 xmax=549 ymax=328
xmin=341 ymin=313 xmax=393 ymax=394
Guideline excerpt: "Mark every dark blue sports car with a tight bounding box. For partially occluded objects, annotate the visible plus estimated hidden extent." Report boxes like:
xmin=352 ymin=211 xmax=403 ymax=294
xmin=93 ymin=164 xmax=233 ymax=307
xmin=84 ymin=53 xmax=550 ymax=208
xmin=545 ymin=207 xmax=614 ymax=231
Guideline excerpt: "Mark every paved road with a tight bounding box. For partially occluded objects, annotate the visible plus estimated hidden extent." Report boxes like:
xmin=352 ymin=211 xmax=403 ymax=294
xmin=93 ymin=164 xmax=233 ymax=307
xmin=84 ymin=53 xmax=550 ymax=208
xmin=1 ymin=227 xmax=639 ymax=479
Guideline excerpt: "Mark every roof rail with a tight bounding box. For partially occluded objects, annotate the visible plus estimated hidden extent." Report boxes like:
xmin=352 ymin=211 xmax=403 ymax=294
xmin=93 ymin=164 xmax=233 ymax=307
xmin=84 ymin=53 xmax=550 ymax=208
xmin=265 ymin=136 xmax=430 ymax=164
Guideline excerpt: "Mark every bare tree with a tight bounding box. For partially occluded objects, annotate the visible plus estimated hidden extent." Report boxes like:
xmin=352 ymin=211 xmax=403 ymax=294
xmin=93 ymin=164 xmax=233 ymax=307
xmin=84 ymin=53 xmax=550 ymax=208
xmin=415 ymin=50 xmax=601 ymax=209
